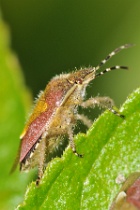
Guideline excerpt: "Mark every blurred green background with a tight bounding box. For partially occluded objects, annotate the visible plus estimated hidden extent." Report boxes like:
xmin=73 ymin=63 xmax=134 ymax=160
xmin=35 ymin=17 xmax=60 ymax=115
xmin=0 ymin=1 xmax=140 ymax=209
xmin=0 ymin=0 xmax=139 ymax=104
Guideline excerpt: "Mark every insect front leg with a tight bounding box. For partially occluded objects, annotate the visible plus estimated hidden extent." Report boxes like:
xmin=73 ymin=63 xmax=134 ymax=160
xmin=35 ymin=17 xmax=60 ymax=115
xmin=81 ymin=96 xmax=124 ymax=118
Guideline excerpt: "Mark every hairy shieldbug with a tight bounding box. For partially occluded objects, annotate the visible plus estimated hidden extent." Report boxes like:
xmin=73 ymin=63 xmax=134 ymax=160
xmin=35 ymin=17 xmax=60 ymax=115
xmin=13 ymin=44 xmax=132 ymax=184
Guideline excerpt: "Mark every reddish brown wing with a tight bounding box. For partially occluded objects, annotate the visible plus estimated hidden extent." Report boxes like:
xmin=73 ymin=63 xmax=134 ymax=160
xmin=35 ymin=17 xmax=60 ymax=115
xmin=19 ymin=88 xmax=64 ymax=163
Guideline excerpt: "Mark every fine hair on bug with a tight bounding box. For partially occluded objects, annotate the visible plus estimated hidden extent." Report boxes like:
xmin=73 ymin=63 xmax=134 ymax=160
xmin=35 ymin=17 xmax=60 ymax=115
xmin=12 ymin=44 xmax=133 ymax=184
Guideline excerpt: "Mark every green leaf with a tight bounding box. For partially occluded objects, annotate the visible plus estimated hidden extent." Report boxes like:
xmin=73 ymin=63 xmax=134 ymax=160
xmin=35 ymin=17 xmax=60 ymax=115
xmin=0 ymin=13 xmax=32 ymax=209
xmin=16 ymin=87 xmax=140 ymax=210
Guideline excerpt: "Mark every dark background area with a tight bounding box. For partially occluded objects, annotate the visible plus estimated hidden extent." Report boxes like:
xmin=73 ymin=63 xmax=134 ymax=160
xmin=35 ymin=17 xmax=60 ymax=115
xmin=0 ymin=0 xmax=139 ymax=107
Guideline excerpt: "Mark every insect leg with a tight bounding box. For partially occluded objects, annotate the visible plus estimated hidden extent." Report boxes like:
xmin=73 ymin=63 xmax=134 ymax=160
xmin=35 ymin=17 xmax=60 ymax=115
xmin=81 ymin=97 xmax=124 ymax=118
xmin=36 ymin=137 xmax=47 ymax=185
xmin=68 ymin=127 xmax=83 ymax=158
xmin=75 ymin=114 xmax=92 ymax=128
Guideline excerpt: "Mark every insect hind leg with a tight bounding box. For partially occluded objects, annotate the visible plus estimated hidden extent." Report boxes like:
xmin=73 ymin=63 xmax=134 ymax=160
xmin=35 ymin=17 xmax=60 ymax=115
xmin=35 ymin=137 xmax=47 ymax=185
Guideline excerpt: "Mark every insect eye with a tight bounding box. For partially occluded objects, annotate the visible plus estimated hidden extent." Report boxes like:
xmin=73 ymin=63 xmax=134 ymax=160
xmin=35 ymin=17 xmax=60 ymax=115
xmin=75 ymin=78 xmax=83 ymax=84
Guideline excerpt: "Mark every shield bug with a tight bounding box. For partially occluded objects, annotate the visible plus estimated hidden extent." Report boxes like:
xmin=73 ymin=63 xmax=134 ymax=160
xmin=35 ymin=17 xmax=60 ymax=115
xmin=13 ymin=44 xmax=132 ymax=184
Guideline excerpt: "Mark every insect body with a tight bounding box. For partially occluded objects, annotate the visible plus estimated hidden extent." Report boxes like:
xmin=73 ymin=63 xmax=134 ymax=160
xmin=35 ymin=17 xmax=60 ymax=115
xmin=16 ymin=44 xmax=132 ymax=183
